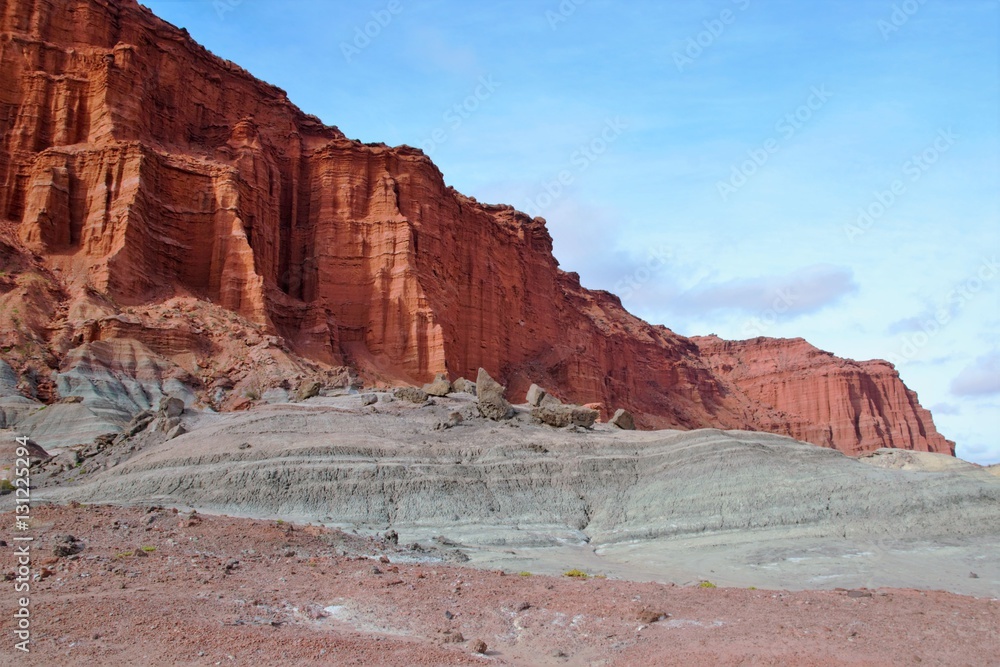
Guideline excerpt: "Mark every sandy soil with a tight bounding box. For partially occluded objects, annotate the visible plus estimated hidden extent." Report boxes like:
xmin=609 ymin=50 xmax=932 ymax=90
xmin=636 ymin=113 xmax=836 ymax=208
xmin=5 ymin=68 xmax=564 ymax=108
xmin=2 ymin=504 xmax=997 ymax=666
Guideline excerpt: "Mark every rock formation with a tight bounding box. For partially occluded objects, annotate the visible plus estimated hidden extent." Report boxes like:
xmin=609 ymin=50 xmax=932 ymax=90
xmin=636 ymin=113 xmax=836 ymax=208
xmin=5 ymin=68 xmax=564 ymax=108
xmin=610 ymin=409 xmax=635 ymax=430
xmin=476 ymin=368 xmax=512 ymax=421
xmin=0 ymin=0 xmax=953 ymax=455
xmin=691 ymin=336 xmax=954 ymax=455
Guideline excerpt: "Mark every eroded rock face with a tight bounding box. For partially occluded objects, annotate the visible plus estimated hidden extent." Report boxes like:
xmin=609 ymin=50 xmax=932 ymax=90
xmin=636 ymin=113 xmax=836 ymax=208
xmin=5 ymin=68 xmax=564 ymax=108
xmin=691 ymin=336 xmax=955 ymax=456
xmin=0 ymin=0 xmax=954 ymax=456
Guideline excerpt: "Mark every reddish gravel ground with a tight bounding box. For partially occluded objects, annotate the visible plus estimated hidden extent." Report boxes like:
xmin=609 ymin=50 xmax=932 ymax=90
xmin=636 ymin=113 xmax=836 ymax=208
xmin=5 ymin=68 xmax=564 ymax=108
xmin=2 ymin=504 xmax=997 ymax=666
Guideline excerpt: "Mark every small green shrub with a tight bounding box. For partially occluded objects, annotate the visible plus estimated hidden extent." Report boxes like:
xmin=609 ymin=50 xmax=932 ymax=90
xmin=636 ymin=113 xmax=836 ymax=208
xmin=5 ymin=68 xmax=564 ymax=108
xmin=0 ymin=479 xmax=14 ymax=495
xmin=699 ymin=581 xmax=717 ymax=588
xmin=563 ymin=569 xmax=589 ymax=579
xmin=140 ymin=546 xmax=156 ymax=553
xmin=518 ymin=571 xmax=532 ymax=577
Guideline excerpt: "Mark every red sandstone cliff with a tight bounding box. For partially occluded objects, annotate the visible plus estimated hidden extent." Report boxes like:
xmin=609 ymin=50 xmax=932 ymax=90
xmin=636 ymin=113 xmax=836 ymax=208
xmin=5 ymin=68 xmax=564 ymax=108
xmin=0 ymin=0 xmax=954 ymax=455
xmin=691 ymin=336 xmax=954 ymax=456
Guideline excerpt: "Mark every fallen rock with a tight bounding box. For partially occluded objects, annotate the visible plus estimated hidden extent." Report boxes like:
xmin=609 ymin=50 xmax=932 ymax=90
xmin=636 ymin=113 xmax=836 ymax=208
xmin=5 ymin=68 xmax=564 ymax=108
xmin=539 ymin=392 xmax=563 ymax=408
xmin=360 ymin=393 xmax=378 ymax=406
xmin=636 ymin=607 xmax=669 ymax=624
xmin=51 ymin=449 xmax=82 ymax=468
xmin=435 ymin=412 xmax=464 ymax=430
xmin=165 ymin=423 xmax=186 ymax=440
xmin=422 ymin=373 xmax=452 ymax=397
xmin=610 ymin=408 xmax=635 ymax=430
xmin=394 ymin=387 xmax=429 ymax=404
xmin=158 ymin=396 xmax=184 ymax=418
xmin=525 ymin=384 xmax=547 ymax=407
xmin=470 ymin=639 xmax=488 ymax=654
xmin=531 ymin=405 xmax=599 ymax=429
xmin=439 ymin=629 xmax=464 ymax=644
xmin=476 ymin=368 xmax=512 ymax=421
xmin=295 ymin=381 xmax=322 ymax=402
xmin=52 ymin=534 xmax=83 ymax=557
xmin=451 ymin=378 xmax=477 ymax=396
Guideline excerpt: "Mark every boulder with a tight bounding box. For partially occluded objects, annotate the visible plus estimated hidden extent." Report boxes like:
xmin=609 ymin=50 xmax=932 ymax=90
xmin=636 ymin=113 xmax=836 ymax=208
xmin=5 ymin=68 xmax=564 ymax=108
xmin=476 ymin=368 xmax=512 ymax=421
xmin=422 ymin=373 xmax=452 ymax=397
xmin=610 ymin=408 xmax=635 ymax=430
xmin=360 ymin=393 xmax=378 ymax=406
xmin=451 ymin=378 xmax=477 ymax=396
xmin=393 ymin=387 xmax=428 ymax=404
xmin=539 ymin=393 xmax=563 ymax=408
xmin=295 ymin=380 xmax=322 ymax=402
xmin=435 ymin=411 xmax=464 ymax=430
xmin=531 ymin=405 xmax=599 ymax=429
xmin=525 ymin=384 xmax=547 ymax=407
xmin=159 ymin=396 xmax=184 ymax=418
xmin=51 ymin=449 xmax=82 ymax=467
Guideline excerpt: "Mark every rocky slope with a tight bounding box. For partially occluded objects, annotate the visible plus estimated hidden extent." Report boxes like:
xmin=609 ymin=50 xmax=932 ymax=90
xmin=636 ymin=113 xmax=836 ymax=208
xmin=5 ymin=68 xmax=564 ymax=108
xmin=0 ymin=0 xmax=953 ymax=455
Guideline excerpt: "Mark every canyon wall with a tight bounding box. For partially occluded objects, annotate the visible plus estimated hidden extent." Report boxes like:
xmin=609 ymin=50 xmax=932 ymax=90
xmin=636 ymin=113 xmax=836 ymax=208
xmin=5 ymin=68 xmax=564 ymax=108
xmin=0 ymin=0 xmax=954 ymax=455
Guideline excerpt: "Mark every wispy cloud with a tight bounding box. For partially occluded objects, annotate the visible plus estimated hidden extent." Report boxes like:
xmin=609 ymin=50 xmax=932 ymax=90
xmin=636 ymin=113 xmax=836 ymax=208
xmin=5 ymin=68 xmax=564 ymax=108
xmin=669 ymin=264 xmax=858 ymax=316
xmin=950 ymin=350 xmax=1000 ymax=396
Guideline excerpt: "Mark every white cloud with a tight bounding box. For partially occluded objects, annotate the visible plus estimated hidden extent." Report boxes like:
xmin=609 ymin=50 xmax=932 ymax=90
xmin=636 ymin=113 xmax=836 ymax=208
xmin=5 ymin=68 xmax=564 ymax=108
xmin=950 ymin=350 xmax=1000 ymax=396
xmin=669 ymin=264 xmax=858 ymax=316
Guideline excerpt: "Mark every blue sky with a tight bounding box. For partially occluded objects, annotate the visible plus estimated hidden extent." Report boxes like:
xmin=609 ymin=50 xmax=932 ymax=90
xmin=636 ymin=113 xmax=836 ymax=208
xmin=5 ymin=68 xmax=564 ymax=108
xmin=144 ymin=0 xmax=999 ymax=464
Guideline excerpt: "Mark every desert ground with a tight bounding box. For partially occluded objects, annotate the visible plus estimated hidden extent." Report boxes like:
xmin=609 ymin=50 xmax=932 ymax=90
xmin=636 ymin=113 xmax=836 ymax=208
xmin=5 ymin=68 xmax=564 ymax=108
xmin=2 ymin=503 xmax=998 ymax=667
xmin=3 ymin=392 xmax=998 ymax=665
